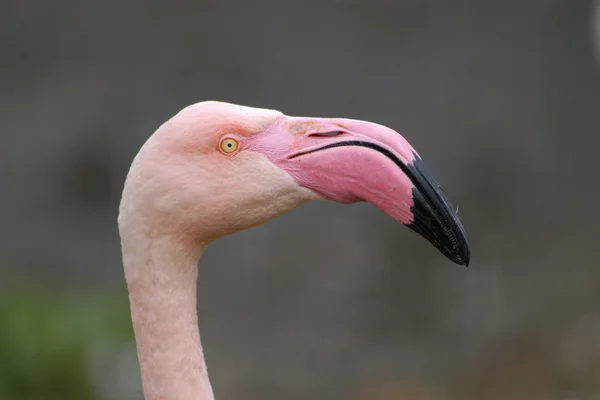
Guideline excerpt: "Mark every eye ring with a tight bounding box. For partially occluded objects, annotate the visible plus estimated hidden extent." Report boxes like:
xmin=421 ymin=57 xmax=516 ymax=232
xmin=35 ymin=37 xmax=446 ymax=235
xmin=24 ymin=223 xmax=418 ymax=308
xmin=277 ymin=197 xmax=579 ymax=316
xmin=220 ymin=138 xmax=239 ymax=154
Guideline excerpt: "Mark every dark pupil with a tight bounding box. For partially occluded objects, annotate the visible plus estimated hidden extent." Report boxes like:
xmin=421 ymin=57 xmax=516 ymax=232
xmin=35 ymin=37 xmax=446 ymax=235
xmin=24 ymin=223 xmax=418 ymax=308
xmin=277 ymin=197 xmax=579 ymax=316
xmin=227 ymin=143 xmax=232 ymax=147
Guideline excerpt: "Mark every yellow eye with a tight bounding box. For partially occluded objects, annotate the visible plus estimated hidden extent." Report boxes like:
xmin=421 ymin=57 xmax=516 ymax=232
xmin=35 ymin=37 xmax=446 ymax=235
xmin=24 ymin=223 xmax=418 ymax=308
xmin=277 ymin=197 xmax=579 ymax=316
xmin=220 ymin=138 xmax=239 ymax=153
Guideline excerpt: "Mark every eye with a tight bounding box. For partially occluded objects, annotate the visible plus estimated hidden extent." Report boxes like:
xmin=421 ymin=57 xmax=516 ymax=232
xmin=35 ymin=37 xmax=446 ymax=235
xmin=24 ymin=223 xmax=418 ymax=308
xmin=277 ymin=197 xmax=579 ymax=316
xmin=220 ymin=138 xmax=239 ymax=153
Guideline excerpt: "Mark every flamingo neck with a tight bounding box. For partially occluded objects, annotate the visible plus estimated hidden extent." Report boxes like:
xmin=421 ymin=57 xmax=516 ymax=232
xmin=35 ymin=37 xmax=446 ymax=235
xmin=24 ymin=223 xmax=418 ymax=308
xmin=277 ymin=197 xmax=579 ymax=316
xmin=121 ymin=226 xmax=214 ymax=400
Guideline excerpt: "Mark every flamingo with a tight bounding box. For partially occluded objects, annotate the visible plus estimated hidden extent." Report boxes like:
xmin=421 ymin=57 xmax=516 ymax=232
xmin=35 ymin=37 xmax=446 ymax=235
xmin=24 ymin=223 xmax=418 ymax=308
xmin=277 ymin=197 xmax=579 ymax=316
xmin=118 ymin=101 xmax=470 ymax=400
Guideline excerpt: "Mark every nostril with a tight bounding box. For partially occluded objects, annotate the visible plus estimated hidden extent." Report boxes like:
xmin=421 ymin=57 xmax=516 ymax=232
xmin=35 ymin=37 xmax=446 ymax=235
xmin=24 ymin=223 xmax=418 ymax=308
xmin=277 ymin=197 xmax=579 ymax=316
xmin=308 ymin=131 xmax=345 ymax=137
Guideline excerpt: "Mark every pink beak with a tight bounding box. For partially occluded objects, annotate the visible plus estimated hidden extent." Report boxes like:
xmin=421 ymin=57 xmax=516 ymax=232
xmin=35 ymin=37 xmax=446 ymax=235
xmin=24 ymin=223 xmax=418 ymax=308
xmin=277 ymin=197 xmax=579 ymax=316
xmin=247 ymin=116 xmax=470 ymax=266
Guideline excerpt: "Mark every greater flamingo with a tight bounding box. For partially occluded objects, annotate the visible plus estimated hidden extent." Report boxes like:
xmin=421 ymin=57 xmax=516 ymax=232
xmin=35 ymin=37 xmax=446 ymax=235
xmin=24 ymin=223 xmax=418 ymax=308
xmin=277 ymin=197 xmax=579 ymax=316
xmin=118 ymin=101 xmax=470 ymax=400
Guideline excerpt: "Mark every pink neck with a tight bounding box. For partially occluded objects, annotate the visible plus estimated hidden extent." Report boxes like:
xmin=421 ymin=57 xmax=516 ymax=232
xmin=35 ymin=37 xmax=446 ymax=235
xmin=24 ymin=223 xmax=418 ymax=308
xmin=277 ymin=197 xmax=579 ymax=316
xmin=121 ymin=228 xmax=214 ymax=400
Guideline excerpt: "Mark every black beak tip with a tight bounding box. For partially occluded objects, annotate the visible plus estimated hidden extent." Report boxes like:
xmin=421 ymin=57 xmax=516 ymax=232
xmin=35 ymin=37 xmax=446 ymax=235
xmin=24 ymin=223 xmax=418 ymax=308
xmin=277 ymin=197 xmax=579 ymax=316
xmin=405 ymin=219 xmax=471 ymax=267
xmin=403 ymin=153 xmax=471 ymax=268
xmin=448 ymin=239 xmax=471 ymax=267
xmin=442 ymin=229 xmax=471 ymax=267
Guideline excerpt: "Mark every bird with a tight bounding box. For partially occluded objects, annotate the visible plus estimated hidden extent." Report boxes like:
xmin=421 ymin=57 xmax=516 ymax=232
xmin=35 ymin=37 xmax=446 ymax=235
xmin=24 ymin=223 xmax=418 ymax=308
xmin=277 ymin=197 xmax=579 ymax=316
xmin=118 ymin=101 xmax=470 ymax=400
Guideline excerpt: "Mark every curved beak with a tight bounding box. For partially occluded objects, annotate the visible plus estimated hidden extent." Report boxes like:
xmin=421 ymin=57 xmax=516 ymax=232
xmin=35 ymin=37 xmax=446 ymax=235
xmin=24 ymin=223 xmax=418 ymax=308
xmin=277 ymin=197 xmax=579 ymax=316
xmin=249 ymin=116 xmax=470 ymax=266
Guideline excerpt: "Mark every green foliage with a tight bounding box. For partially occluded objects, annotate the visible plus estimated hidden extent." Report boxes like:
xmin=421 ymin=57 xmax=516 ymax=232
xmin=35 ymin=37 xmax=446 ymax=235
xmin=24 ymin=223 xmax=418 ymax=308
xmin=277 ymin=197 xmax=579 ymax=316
xmin=0 ymin=281 xmax=133 ymax=400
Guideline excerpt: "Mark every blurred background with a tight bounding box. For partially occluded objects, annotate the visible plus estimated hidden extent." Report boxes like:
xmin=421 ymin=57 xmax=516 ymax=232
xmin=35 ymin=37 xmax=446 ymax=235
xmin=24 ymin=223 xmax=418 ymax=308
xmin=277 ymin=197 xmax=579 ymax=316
xmin=2 ymin=1 xmax=600 ymax=399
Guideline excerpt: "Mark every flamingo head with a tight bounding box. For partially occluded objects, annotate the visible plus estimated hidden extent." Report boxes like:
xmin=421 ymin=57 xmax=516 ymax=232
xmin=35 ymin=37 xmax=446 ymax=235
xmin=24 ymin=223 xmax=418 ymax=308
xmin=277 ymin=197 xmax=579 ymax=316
xmin=122 ymin=101 xmax=469 ymax=266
